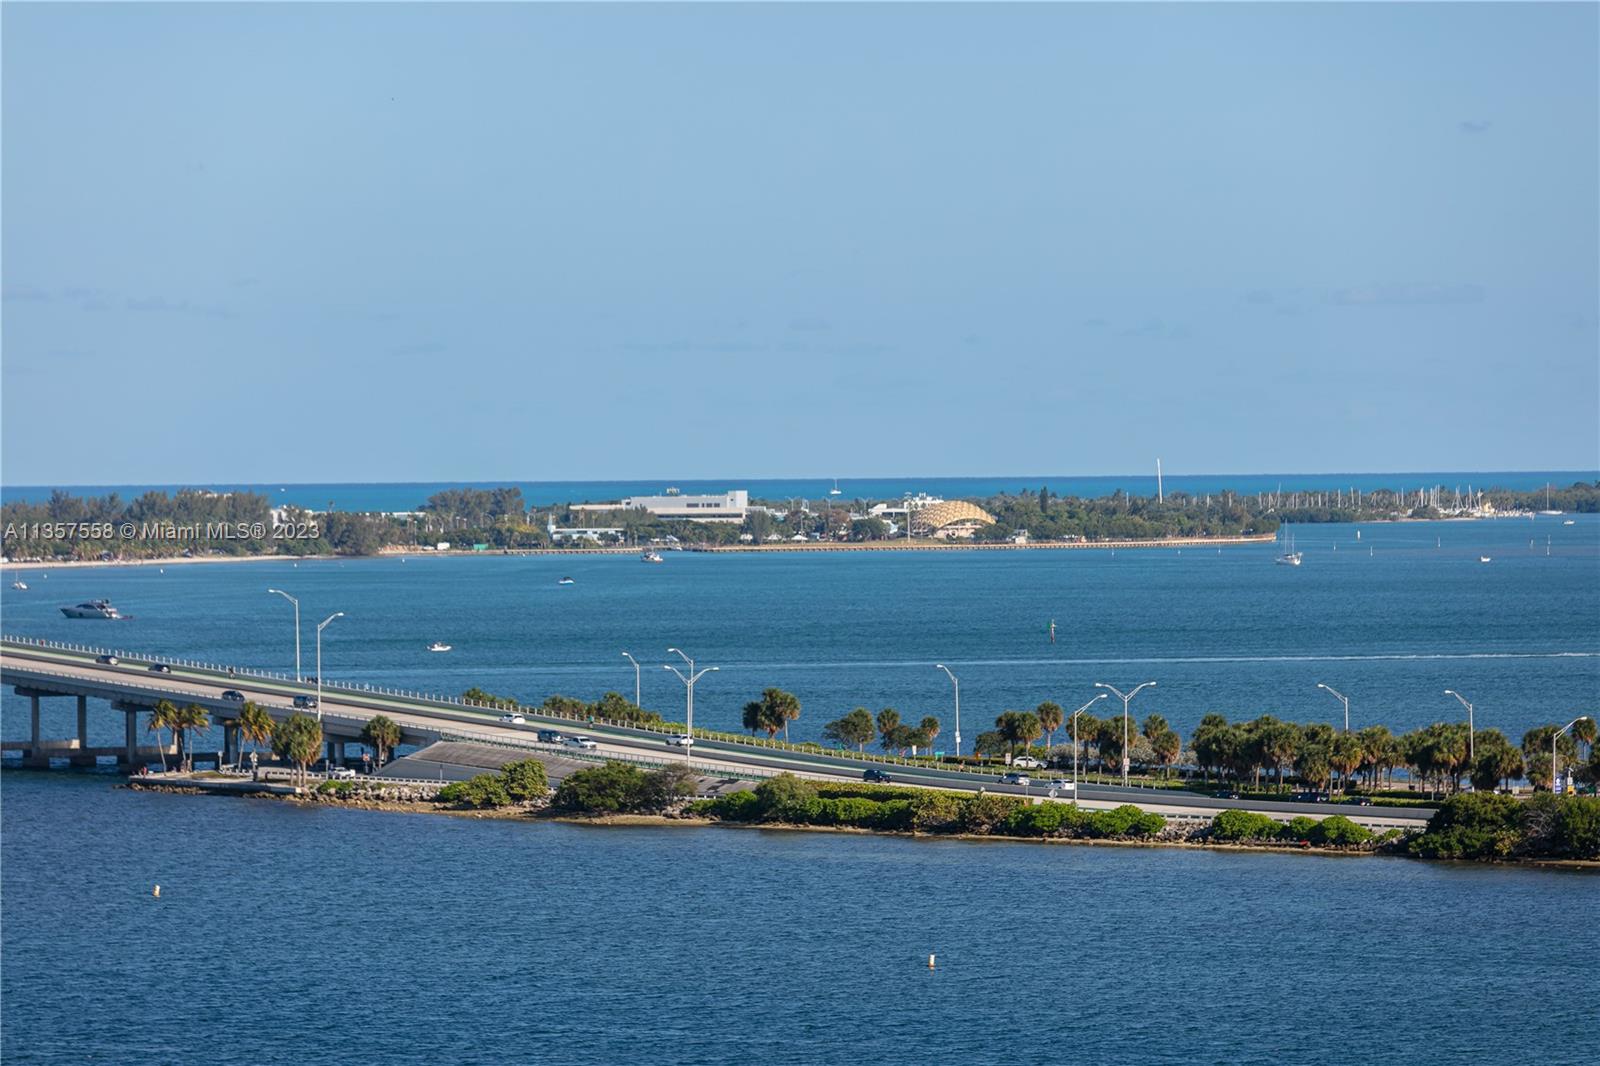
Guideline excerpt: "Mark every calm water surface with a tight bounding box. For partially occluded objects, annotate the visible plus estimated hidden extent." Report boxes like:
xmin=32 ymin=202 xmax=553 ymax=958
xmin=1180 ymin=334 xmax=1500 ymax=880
xmin=1 ymin=772 xmax=1595 ymax=1065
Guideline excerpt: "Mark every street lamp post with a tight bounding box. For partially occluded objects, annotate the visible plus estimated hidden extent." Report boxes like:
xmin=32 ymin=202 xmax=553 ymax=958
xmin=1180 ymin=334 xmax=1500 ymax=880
xmin=1094 ymin=681 xmax=1156 ymax=787
xmin=1552 ymin=716 xmax=1591 ymax=794
xmin=934 ymin=664 xmax=961 ymax=758
xmin=622 ymin=652 xmax=641 ymax=708
xmin=664 ymin=662 xmax=717 ymax=762
xmin=314 ymin=612 xmax=344 ymax=722
xmin=1317 ymin=683 xmax=1351 ymax=733
xmin=1444 ymin=689 xmax=1475 ymax=763
xmin=266 ymin=588 xmax=302 ymax=682
xmin=1070 ymin=694 xmax=1109 ymax=789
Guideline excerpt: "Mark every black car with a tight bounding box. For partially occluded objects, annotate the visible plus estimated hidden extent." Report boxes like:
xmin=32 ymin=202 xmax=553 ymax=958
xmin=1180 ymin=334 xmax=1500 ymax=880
xmin=148 ymin=663 xmax=173 ymax=674
xmin=95 ymin=654 xmax=120 ymax=666
xmin=1215 ymin=789 xmax=1242 ymax=800
xmin=1291 ymin=790 xmax=1328 ymax=803
xmin=221 ymin=690 xmax=245 ymax=702
xmin=1345 ymin=795 xmax=1374 ymax=807
xmin=293 ymin=695 xmax=318 ymax=709
xmin=863 ymin=768 xmax=893 ymax=783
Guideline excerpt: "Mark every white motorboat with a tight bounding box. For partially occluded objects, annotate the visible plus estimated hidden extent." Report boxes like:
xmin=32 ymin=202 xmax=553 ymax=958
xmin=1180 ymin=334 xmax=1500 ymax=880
xmin=61 ymin=599 xmax=124 ymax=619
xmin=10 ymin=580 xmax=26 ymax=590
xmin=1563 ymin=519 xmax=1575 ymax=525
xmin=557 ymin=577 xmax=575 ymax=585
xmin=1479 ymin=556 xmax=1492 ymax=564
xmin=427 ymin=642 xmax=452 ymax=653
xmin=641 ymin=551 xmax=664 ymax=563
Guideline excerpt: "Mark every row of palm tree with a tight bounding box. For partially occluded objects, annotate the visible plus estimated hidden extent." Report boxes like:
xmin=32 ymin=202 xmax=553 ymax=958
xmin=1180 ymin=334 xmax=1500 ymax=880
xmin=142 ymin=702 xmax=404 ymax=786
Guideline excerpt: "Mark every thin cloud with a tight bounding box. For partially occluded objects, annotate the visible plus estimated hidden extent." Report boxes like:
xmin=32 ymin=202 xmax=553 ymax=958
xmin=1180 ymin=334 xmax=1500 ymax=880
xmin=1459 ymin=120 xmax=1492 ymax=134
xmin=1329 ymin=284 xmax=1486 ymax=306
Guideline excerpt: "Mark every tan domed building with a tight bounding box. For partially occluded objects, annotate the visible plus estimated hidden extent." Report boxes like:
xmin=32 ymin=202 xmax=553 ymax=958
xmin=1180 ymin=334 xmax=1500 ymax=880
xmin=911 ymin=499 xmax=997 ymax=539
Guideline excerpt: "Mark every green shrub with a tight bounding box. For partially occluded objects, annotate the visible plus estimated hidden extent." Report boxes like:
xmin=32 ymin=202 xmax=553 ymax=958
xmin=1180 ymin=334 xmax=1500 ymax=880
xmin=704 ymin=790 xmax=761 ymax=821
xmin=316 ymin=780 xmax=355 ymax=797
xmin=437 ymin=773 xmax=512 ymax=809
xmin=641 ymin=763 xmax=700 ymax=809
xmin=1409 ymin=792 xmax=1522 ymax=859
xmin=1551 ymin=795 xmax=1600 ymax=859
xmin=1209 ymin=809 xmax=1281 ymax=842
xmin=958 ymin=794 xmax=1025 ymax=834
xmin=1086 ymin=804 xmax=1166 ymax=838
xmin=754 ymin=774 xmax=821 ymax=822
xmin=909 ymin=791 xmax=963 ymax=833
xmin=550 ymin=762 xmax=652 ymax=814
xmin=871 ymin=799 xmax=915 ymax=832
xmin=1004 ymin=803 xmax=1075 ymax=837
xmin=500 ymin=759 xmax=550 ymax=801
xmin=1313 ymin=814 xmax=1372 ymax=846
xmin=815 ymin=797 xmax=883 ymax=826
xmin=1281 ymin=816 xmax=1319 ymax=841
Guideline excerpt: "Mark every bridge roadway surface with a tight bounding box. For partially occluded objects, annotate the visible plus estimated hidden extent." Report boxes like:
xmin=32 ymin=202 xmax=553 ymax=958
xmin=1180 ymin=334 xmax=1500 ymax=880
xmin=1 ymin=638 xmax=1434 ymax=829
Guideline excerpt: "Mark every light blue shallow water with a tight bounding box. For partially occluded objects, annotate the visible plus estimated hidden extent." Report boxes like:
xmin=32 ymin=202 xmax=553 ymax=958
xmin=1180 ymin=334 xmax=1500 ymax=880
xmin=2 ymin=772 xmax=1596 ymax=1066
xmin=3 ymin=515 xmax=1596 ymax=750
xmin=3 ymin=469 xmax=1594 ymax=510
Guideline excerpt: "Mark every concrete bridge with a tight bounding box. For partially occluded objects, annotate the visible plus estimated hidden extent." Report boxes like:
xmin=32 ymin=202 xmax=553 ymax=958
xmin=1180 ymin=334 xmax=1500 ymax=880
xmin=1 ymin=636 xmax=1437 ymax=829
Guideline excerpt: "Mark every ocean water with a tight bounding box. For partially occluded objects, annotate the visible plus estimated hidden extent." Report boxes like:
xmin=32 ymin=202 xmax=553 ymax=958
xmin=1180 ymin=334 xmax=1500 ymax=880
xmin=1 ymin=771 xmax=1595 ymax=1066
xmin=3 ymin=469 xmax=1595 ymax=511
xmin=2 ymin=515 xmax=1596 ymax=752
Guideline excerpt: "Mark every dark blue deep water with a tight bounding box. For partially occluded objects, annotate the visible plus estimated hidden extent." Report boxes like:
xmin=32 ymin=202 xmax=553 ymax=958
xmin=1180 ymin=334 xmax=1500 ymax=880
xmin=2 ymin=772 xmax=1596 ymax=1065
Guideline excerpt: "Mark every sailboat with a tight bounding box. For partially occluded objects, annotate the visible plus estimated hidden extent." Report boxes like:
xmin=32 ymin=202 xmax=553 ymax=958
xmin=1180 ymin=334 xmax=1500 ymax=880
xmin=1275 ymin=527 xmax=1302 ymax=566
xmin=1538 ymin=484 xmax=1563 ymax=516
xmin=829 ymin=478 xmax=842 ymax=496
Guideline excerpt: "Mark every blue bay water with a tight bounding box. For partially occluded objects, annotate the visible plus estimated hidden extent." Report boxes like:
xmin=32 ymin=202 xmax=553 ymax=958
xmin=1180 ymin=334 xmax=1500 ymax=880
xmin=1 ymin=771 xmax=1596 ymax=1066
xmin=3 ymin=469 xmax=1596 ymax=510
xmin=1 ymin=515 xmax=1596 ymax=752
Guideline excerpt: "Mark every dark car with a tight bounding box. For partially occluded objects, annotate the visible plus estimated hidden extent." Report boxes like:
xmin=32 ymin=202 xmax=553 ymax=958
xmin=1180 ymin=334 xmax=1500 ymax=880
xmin=95 ymin=654 xmax=120 ymax=666
xmin=148 ymin=663 xmax=173 ymax=674
xmin=1291 ymin=790 xmax=1327 ymax=803
xmin=536 ymin=730 xmax=563 ymax=744
xmin=1345 ymin=795 xmax=1374 ymax=807
xmin=1215 ymin=789 xmax=1242 ymax=800
xmin=221 ymin=690 xmax=245 ymax=702
xmin=293 ymin=695 xmax=318 ymax=709
xmin=863 ymin=768 xmax=893 ymax=783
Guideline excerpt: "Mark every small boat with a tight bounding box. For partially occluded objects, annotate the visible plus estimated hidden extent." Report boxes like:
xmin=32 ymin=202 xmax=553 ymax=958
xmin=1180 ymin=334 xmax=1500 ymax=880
xmin=1479 ymin=556 xmax=1492 ymax=564
xmin=1563 ymin=519 xmax=1575 ymax=526
xmin=829 ymin=478 xmax=843 ymax=496
xmin=557 ymin=577 xmax=575 ymax=585
xmin=641 ymin=551 xmax=664 ymax=563
xmin=1538 ymin=485 xmax=1562 ymax=516
xmin=61 ymin=599 xmax=124 ymax=619
xmin=1274 ymin=528 xmax=1302 ymax=566
xmin=10 ymin=580 xmax=27 ymax=590
xmin=427 ymin=642 xmax=452 ymax=653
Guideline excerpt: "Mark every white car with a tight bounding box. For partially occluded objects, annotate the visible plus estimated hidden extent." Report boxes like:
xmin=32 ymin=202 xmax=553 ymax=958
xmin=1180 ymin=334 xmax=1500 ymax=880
xmin=665 ymin=734 xmax=695 ymax=747
xmin=1011 ymin=756 xmax=1042 ymax=769
xmin=499 ymin=713 xmax=526 ymax=725
xmin=326 ymin=767 xmax=356 ymax=780
xmin=565 ymin=735 xmax=598 ymax=750
xmin=998 ymin=772 xmax=1032 ymax=787
xmin=1045 ymin=780 xmax=1076 ymax=794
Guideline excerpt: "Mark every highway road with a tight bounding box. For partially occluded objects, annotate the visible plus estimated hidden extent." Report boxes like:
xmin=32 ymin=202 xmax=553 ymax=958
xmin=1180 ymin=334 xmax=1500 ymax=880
xmin=1 ymin=637 xmax=1435 ymax=828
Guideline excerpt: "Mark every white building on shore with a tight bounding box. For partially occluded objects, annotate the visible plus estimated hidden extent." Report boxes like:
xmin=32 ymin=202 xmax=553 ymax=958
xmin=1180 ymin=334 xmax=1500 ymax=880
xmin=572 ymin=489 xmax=749 ymax=524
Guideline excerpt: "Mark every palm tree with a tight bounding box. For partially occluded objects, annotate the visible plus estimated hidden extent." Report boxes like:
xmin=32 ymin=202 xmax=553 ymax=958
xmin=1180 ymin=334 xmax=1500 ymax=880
xmin=361 ymin=715 xmax=401 ymax=768
xmin=148 ymin=700 xmax=178 ymax=772
xmin=741 ymin=689 xmax=798 ymax=740
xmin=237 ymin=702 xmax=274 ymax=769
xmin=173 ymin=704 xmax=211 ymax=772
xmin=918 ymin=716 xmax=941 ymax=755
xmin=1151 ymin=727 xmax=1181 ymax=779
xmin=876 ymin=708 xmax=902 ymax=752
xmin=1036 ymin=702 xmax=1063 ymax=750
xmin=1330 ymin=733 xmax=1364 ymax=794
xmin=273 ymin=713 xmax=324 ymax=788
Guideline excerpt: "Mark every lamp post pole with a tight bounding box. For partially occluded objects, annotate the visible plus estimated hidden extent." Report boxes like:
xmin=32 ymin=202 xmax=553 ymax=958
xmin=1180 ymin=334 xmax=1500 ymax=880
xmin=267 ymin=588 xmax=302 ymax=682
xmin=1094 ymin=681 xmax=1156 ymax=787
xmin=315 ymin=612 xmax=344 ymax=722
xmin=622 ymin=652 xmax=641 ymax=708
xmin=1444 ymin=689 xmax=1475 ymax=763
xmin=1070 ymin=694 xmax=1109 ymax=790
xmin=1553 ymin=716 xmax=1591 ymax=794
xmin=664 ymin=663 xmax=717 ymax=761
xmin=1317 ymin=683 xmax=1351 ymax=733
xmin=934 ymin=664 xmax=961 ymax=758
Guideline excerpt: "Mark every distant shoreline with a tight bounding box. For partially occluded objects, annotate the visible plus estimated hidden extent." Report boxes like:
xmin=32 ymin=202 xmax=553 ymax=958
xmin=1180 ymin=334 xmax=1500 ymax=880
xmin=3 ymin=533 xmax=1280 ymax=570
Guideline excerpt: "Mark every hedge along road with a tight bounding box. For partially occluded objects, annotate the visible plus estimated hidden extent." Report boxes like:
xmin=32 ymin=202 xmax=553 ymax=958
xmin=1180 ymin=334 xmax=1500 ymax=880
xmin=1 ymin=638 xmax=1434 ymax=828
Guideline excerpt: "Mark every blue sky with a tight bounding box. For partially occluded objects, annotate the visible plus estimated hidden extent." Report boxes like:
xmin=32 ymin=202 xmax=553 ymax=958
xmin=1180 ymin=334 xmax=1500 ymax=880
xmin=3 ymin=3 xmax=1596 ymax=485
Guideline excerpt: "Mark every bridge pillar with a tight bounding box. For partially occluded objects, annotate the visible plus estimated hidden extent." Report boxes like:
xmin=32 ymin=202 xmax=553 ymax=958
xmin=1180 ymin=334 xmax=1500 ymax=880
xmin=77 ymin=695 xmax=88 ymax=750
xmin=30 ymin=693 xmax=41 ymax=750
xmin=223 ymin=724 xmax=239 ymax=767
xmin=124 ymin=709 xmax=138 ymax=769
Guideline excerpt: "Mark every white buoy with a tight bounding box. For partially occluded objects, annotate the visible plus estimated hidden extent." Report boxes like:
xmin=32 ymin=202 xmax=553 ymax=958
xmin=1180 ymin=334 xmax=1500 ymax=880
xmin=928 ymin=954 xmax=936 ymax=969
xmin=152 ymin=884 xmax=161 ymax=898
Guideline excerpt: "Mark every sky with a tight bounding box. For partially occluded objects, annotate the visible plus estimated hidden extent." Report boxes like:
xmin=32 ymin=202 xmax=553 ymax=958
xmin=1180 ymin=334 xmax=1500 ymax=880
xmin=3 ymin=2 xmax=1597 ymax=486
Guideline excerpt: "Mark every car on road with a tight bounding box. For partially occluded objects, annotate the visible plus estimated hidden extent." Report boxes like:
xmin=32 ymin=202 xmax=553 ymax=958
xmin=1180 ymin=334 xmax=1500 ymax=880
xmin=565 ymin=735 xmax=598 ymax=750
xmin=666 ymin=734 xmax=695 ymax=747
xmin=293 ymin=695 xmax=318 ymax=709
xmin=1011 ymin=756 xmax=1042 ymax=769
xmin=1215 ymin=789 xmax=1242 ymax=800
xmin=147 ymin=663 xmax=173 ymax=674
xmin=95 ymin=654 xmax=119 ymax=666
xmin=862 ymin=767 xmax=893 ymax=783
xmin=998 ymin=772 xmax=1031 ymax=786
xmin=220 ymin=690 xmax=245 ymax=702
xmin=1344 ymin=795 xmax=1374 ymax=806
xmin=498 ymin=713 xmax=527 ymax=725
xmin=536 ymin=730 xmax=563 ymax=744
xmin=1045 ymin=779 xmax=1075 ymax=794
xmin=326 ymin=767 xmax=356 ymax=780
xmin=1291 ymin=790 xmax=1328 ymax=803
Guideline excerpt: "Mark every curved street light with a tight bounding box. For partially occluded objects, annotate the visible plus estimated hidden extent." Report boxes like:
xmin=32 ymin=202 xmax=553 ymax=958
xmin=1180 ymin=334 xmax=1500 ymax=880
xmin=1070 ymin=693 xmax=1109 ymax=788
xmin=1553 ymin=716 xmax=1592 ymax=794
xmin=1317 ymin=683 xmax=1351 ymax=733
xmin=315 ymin=612 xmax=344 ymax=722
xmin=1444 ymin=689 xmax=1475 ymax=763
xmin=934 ymin=664 xmax=961 ymax=758
xmin=663 ymin=663 xmax=717 ymax=761
xmin=266 ymin=588 xmax=302 ymax=682
xmin=1094 ymin=681 xmax=1156 ymax=787
xmin=622 ymin=651 xmax=641 ymax=708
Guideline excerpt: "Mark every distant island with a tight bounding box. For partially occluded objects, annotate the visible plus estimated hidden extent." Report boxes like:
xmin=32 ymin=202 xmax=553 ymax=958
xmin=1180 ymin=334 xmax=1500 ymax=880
xmin=2 ymin=480 xmax=1595 ymax=563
